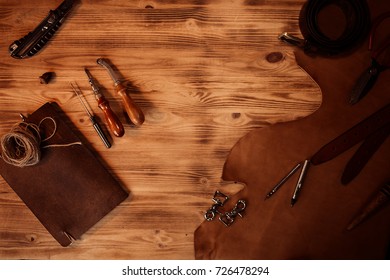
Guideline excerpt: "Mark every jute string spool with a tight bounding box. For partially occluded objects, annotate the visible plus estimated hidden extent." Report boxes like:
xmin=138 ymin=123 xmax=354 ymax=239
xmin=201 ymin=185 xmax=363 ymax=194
xmin=0 ymin=117 xmax=81 ymax=167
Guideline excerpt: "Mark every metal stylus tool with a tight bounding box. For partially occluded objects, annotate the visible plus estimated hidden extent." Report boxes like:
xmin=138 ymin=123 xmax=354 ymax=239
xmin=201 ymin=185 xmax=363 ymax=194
xmin=265 ymin=162 xmax=301 ymax=199
xmin=70 ymin=82 xmax=111 ymax=148
xmin=291 ymin=160 xmax=310 ymax=206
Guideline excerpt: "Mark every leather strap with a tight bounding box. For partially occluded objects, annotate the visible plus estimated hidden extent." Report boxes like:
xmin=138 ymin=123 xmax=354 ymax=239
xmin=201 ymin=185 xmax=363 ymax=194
xmin=311 ymin=103 xmax=390 ymax=165
xmin=342 ymin=123 xmax=390 ymax=185
xmin=299 ymin=0 xmax=371 ymax=55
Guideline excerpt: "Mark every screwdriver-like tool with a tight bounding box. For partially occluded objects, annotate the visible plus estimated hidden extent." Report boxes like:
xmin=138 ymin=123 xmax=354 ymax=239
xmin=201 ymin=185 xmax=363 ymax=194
xmin=70 ymin=82 xmax=111 ymax=148
xmin=84 ymin=68 xmax=124 ymax=137
xmin=97 ymin=58 xmax=145 ymax=126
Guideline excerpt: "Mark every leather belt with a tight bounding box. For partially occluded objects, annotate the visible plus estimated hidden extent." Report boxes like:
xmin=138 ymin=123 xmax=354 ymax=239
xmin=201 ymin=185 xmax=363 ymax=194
xmin=342 ymin=123 xmax=390 ymax=184
xmin=280 ymin=0 xmax=371 ymax=55
xmin=311 ymin=103 xmax=390 ymax=184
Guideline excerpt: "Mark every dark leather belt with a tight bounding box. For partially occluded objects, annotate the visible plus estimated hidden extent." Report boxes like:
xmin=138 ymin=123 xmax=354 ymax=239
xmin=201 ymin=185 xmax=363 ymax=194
xmin=280 ymin=0 xmax=371 ymax=55
xmin=311 ymin=103 xmax=390 ymax=184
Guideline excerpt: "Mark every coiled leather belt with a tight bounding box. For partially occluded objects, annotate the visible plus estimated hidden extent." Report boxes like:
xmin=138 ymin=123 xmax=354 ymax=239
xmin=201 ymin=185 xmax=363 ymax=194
xmin=280 ymin=0 xmax=371 ymax=55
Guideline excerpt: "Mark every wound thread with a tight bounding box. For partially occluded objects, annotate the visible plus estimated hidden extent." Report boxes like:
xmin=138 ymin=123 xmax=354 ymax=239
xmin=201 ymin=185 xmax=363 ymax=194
xmin=0 ymin=117 xmax=81 ymax=167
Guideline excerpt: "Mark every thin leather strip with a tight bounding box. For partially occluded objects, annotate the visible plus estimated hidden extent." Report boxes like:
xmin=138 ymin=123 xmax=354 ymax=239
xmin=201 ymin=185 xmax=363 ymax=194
xmin=310 ymin=103 xmax=390 ymax=165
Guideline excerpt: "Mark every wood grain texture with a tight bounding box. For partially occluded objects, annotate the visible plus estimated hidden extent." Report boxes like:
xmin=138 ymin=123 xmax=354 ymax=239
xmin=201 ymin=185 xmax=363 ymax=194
xmin=0 ymin=0 xmax=321 ymax=259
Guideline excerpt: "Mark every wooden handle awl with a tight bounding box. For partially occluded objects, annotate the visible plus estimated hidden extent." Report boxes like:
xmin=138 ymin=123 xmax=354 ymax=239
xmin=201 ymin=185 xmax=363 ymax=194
xmin=96 ymin=58 xmax=145 ymax=127
xmin=115 ymin=83 xmax=145 ymax=127
xmin=97 ymin=96 xmax=125 ymax=137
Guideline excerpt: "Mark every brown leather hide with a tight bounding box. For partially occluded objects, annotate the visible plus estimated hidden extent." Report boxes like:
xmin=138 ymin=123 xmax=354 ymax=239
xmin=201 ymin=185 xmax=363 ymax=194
xmin=194 ymin=0 xmax=390 ymax=259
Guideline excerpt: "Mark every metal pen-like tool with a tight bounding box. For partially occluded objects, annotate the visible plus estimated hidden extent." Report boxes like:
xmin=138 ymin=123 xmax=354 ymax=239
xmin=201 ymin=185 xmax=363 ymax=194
xmin=291 ymin=159 xmax=310 ymax=206
xmin=265 ymin=162 xmax=301 ymax=200
xmin=70 ymin=82 xmax=111 ymax=148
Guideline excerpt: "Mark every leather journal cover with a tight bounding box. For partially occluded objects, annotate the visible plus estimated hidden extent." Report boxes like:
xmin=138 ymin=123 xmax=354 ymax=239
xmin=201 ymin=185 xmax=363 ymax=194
xmin=0 ymin=102 xmax=129 ymax=247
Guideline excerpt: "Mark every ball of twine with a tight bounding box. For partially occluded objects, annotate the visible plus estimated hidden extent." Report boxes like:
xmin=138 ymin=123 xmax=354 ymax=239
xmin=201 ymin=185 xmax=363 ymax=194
xmin=1 ymin=122 xmax=41 ymax=167
xmin=0 ymin=117 xmax=57 ymax=168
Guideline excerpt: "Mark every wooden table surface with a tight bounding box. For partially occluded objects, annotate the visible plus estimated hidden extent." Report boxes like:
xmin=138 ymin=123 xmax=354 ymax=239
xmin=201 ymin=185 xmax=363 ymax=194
xmin=0 ymin=0 xmax=321 ymax=259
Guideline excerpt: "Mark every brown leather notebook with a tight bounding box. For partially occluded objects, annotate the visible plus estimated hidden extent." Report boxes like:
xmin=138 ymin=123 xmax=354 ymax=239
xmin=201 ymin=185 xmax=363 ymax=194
xmin=0 ymin=102 xmax=129 ymax=247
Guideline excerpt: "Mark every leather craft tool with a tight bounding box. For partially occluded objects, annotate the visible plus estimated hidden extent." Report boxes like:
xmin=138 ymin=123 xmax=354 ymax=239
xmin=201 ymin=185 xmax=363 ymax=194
xmin=347 ymin=182 xmax=390 ymax=230
xmin=9 ymin=0 xmax=75 ymax=59
xmin=350 ymin=12 xmax=390 ymax=104
xmin=97 ymin=58 xmax=145 ymax=127
xmin=70 ymin=82 xmax=111 ymax=148
xmin=279 ymin=0 xmax=370 ymax=55
xmin=265 ymin=160 xmax=310 ymax=206
xmin=84 ymin=68 xmax=125 ymax=137
xmin=265 ymin=162 xmax=301 ymax=199
xmin=290 ymin=160 xmax=310 ymax=206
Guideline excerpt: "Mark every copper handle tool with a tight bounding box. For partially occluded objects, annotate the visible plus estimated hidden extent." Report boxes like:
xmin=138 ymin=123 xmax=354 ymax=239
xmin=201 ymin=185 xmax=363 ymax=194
xmin=84 ymin=68 xmax=124 ymax=137
xmin=97 ymin=58 xmax=145 ymax=127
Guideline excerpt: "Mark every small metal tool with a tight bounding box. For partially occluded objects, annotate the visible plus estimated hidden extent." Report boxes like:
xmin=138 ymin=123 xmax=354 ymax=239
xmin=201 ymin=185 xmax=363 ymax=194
xmin=265 ymin=162 xmax=301 ymax=199
xmin=70 ymin=82 xmax=111 ymax=148
xmin=290 ymin=160 xmax=310 ymax=207
xmin=264 ymin=161 xmax=309 ymax=206
xmin=349 ymin=12 xmax=390 ymax=104
xmin=84 ymin=68 xmax=124 ymax=137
